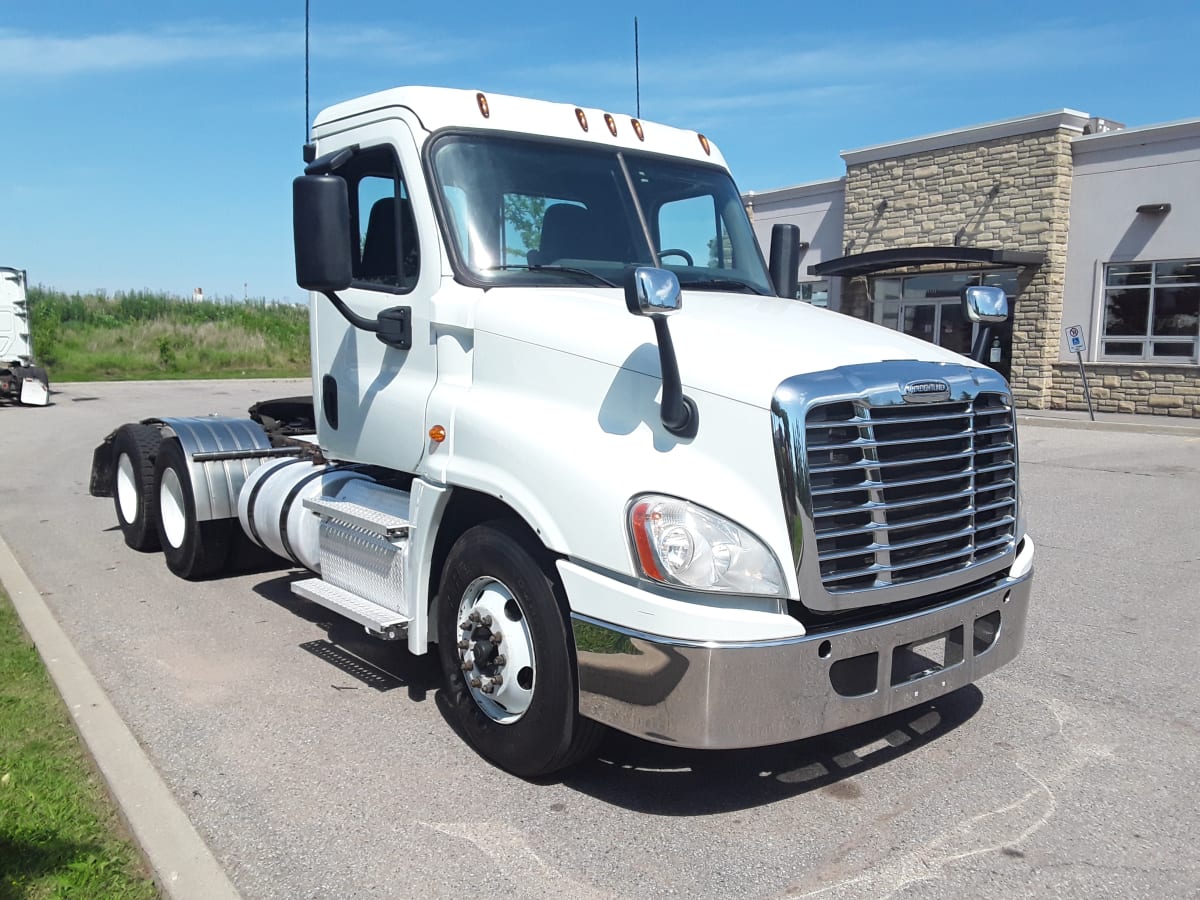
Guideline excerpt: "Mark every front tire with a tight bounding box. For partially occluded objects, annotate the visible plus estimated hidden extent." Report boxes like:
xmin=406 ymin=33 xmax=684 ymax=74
xmin=112 ymin=423 xmax=162 ymax=551
xmin=437 ymin=521 xmax=603 ymax=777
xmin=153 ymin=437 xmax=233 ymax=579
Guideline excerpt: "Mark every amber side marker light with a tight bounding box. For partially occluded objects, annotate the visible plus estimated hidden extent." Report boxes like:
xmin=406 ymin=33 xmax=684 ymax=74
xmin=575 ymin=107 xmax=589 ymax=132
xmin=698 ymin=133 xmax=712 ymax=155
xmin=429 ymin=425 xmax=447 ymax=443
xmin=604 ymin=113 xmax=618 ymax=136
xmin=476 ymin=92 xmax=490 ymax=118
xmin=631 ymin=118 xmax=645 ymax=141
xmin=629 ymin=502 xmax=665 ymax=581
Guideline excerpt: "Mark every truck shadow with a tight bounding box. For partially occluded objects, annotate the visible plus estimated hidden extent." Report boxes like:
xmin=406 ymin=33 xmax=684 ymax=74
xmin=251 ymin=572 xmax=440 ymax=701
xmin=560 ymin=686 xmax=983 ymax=814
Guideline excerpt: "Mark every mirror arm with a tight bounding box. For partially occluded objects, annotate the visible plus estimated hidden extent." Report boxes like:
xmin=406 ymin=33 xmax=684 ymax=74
xmin=652 ymin=315 xmax=698 ymax=438
xmin=323 ymin=290 xmax=378 ymax=332
xmin=322 ymin=291 xmax=412 ymax=351
xmin=970 ymin=323 xmax=993 ymax=365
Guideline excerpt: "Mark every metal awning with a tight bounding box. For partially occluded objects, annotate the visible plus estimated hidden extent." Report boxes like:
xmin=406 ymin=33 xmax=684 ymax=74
xmin=809 ymin=246 xmax=1044 ymax=277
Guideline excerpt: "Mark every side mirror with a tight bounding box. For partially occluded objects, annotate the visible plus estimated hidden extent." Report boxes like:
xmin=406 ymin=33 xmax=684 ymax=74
xmin=768 ymin=223 xmax=801 ymax=299
xmin=961 ymin=284 xmax=1009 ymax=323
xmin=622 ymin=266 xmax=697 ymax=438
xmin=293 ymin=174 xmax=352 ymax=292
xmin=624 ymin=266 xmax=682 ymax=317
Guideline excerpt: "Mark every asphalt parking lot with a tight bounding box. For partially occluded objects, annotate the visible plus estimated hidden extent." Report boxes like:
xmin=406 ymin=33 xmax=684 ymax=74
xmin=2 ymin=379 xmax=1198 ymax=899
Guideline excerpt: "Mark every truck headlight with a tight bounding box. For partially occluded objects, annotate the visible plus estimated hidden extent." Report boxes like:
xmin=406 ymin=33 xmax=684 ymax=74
xmin=628 ymin=495 xmax=785 ymax=596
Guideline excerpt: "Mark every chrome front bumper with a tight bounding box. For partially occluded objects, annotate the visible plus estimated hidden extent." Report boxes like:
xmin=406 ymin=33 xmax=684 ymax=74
xmin=572 ymin=559 xmax=1032 ymax=749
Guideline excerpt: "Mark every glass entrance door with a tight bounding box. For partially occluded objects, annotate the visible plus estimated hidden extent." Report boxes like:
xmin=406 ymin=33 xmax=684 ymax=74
xmin=900 ymin=300 xmax=974 ymax=355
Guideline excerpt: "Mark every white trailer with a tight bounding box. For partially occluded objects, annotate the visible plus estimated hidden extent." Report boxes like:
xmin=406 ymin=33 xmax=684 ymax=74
xmin=90 ymin=87 xmax=1034 ymax=776
xmin=0 ymin=267 xmax=50 ymax=406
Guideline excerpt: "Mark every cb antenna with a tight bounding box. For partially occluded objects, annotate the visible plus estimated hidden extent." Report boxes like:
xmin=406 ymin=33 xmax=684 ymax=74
xmin=634 ymin=16 xmax=641 ymax=118
xmin=305 ymin=0 xmax=311 ymax=140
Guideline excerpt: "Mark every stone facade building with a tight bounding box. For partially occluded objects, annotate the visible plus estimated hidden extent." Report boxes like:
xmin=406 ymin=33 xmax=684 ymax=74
xmin=746 ymin=111 xmax=1200 ymax=417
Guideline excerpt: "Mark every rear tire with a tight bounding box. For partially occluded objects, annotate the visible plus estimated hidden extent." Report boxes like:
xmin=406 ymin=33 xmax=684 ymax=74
xmin=112 ymin=423 xmax=162 ymax=551
xmin=437 ymin=521 xmax=603 ymax=777
xmin=153 ymin=437 xmax=233 ymax=579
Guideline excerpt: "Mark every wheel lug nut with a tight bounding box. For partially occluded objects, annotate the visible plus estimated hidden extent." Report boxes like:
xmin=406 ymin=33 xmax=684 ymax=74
xmin=490 ymin=632 xmax=503 ymax=644
xmin=491 ymin=674 xmax=504 ymax=686
xmin=468 ymin=611 xmax=482 ymax=623
xmin=480 ymin=614 xmax=492 ymax=627
xmin=457 ymin=639 xmax=469 ymax=650
xmin=494 ymin=654 xmax=506 ymax=666
xmin=469 ymin=677 xmax=482 ymax=688
xmin=481 ymin=681 xmax=495 ymax=694
xmin=460 ymin=620 xmax=472 ymax=631
xmin=460 ymin=659 xmax=474 ymax=671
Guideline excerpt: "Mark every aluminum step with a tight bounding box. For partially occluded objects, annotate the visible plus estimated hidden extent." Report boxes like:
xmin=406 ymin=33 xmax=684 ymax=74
xmin=303 ymin=497 xmax=410 ymax=538
xmin=291 ymin=578 xmax=409 ymax=640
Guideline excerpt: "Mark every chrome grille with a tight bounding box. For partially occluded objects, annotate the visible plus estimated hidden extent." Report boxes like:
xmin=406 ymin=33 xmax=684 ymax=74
xmin=805 ymin=393 xmax=1016 ymax=593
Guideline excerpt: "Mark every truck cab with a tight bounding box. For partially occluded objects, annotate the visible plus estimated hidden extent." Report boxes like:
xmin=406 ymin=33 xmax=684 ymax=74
xmin=94 ymin=87 xmax=1034 ymax=776
xmin=0 ymin=267 xmax=50 ymax=406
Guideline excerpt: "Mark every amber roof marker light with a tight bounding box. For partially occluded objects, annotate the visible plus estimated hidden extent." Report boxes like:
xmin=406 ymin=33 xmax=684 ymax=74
xmin=604 ymin=113 xmax=618 ymax=136
xmin=476 ymin=92 xmax=490 ymax=118
xmin=575 ymin=107 xmax=589 ymax=132
xmin=631 ymin=118 xmax=645 ymax=141
xmin=698 ymin=134 xmax=712 ymax=156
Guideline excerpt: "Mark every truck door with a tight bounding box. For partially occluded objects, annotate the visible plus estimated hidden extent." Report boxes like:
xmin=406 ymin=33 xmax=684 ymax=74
xmin=310 ymin=120 xmax=439 ymax=471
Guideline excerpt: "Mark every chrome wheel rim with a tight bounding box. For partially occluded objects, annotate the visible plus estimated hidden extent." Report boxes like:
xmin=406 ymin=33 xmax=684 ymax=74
xmin=159 ymin=467 xmax=188 ymax=549
xmin=456 ymin=576 xmax=535 ymax=724
xmin=116 ymin=453 xmax=139 ymax=524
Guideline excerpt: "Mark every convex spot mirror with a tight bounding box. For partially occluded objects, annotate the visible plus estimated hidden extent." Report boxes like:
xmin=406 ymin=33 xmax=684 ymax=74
xmin=624 ymin=266 xmax=682 ymax=317
xmin=961 ymin=284 xmax=1009 ymax=324
xmin=293 ymin=174 xmax=353 ymax=292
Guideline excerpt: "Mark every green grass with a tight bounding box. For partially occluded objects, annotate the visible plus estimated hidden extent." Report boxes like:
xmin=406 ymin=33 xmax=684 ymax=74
xmin=28 ymin=287 xmax=310 ymax=382
xmin=0 ymin=590 xmax=158 ymax=900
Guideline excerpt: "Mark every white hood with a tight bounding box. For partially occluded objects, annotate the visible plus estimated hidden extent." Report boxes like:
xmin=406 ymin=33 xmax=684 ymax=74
xmin=475 ymin=287 xmax=982 ymax=409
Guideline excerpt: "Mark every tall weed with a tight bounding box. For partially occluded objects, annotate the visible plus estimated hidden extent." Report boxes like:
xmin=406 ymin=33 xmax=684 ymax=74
xmin=26 ymin=287 xmax=310 ymax=380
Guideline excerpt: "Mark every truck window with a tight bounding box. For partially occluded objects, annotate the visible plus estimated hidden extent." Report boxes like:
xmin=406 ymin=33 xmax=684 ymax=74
xmin=503 ymin=195 xmax=584 ymax=265
xmin=429 ymin=133 xmax=772 ymax=294
xmin=341 ymin=146 xmax=420 ymax=292
xmin=656 ymin=194 xmax=731 ymax=270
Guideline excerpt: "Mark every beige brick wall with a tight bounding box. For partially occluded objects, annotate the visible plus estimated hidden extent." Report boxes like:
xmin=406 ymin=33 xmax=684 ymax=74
xmin=1050 ymin=363 xmax=1200 ymax=417
xmin=842 ymin=128 xmax=1077 ymax=409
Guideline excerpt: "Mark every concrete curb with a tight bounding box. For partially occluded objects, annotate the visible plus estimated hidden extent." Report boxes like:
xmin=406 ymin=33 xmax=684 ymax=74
xmin=1017 ymin=412 xmax=1200 ymax=437
xmin=0 ymin=535 xmax=241 ymax=900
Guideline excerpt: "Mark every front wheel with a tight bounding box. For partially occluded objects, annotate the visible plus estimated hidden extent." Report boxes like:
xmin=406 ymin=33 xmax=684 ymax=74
xmin=437 ymin=521 xmax=603 ymax=777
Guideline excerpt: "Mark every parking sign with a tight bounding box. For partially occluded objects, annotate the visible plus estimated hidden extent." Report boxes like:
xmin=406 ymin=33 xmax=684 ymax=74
xmin=1065 ymin=324 xmax=1087 ymax=354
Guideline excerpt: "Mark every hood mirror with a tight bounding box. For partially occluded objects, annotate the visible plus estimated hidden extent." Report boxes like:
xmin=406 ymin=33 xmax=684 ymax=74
xmin=961 ymin=284 xmax=1009 ymax=324
xmin=625 ymin=266 xmax=682 ymax=317
xmin=623 ymin=266 xmax=697 ymax=439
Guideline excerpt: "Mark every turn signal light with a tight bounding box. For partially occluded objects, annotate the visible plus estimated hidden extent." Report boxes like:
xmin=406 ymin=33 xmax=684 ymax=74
xmin=629 ymin=502 xmax=665 ymax=581
xmin=429 ymin=425 xmax=447 ymax=443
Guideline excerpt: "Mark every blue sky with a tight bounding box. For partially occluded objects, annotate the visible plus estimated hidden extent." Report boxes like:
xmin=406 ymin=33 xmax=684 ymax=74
xmin=3 ymin=1 xmax=1197 ymax=302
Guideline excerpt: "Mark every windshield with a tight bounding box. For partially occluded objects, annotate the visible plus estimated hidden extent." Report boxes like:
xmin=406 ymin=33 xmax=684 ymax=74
xmin=429 ymin=134 xmax=774 ymax=295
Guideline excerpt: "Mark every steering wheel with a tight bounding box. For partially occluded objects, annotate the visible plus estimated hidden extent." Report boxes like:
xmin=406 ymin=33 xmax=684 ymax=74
xmin=658 ymin=248 xmax=694 ymax=266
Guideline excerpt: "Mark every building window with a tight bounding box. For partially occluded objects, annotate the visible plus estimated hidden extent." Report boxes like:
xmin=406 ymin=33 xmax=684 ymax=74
xmin=797 ymin=279 xmax=830 ymax=306
xmin=1102 ymin=260 xmax=1200 ymax=362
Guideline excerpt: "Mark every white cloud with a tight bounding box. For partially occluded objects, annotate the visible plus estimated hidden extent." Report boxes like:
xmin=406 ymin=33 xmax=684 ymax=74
xmin=508 ymin=21 xmax=1146 ymax=124
xmin=0 ymin=22 xmax=459 ymax=78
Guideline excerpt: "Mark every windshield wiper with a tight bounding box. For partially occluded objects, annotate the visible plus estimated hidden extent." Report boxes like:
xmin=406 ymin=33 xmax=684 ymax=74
xmin=485 ymin=265 xmax=617 ymax=287
xmin=679 ymin=277 xmax=766 ymax=295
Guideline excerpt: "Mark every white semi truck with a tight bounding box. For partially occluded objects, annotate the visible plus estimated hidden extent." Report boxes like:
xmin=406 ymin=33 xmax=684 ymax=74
xmin=90 ymin=87 xmax=1034 ymax=776
xmin=0 ymin=267 xmax=50 ymax=406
